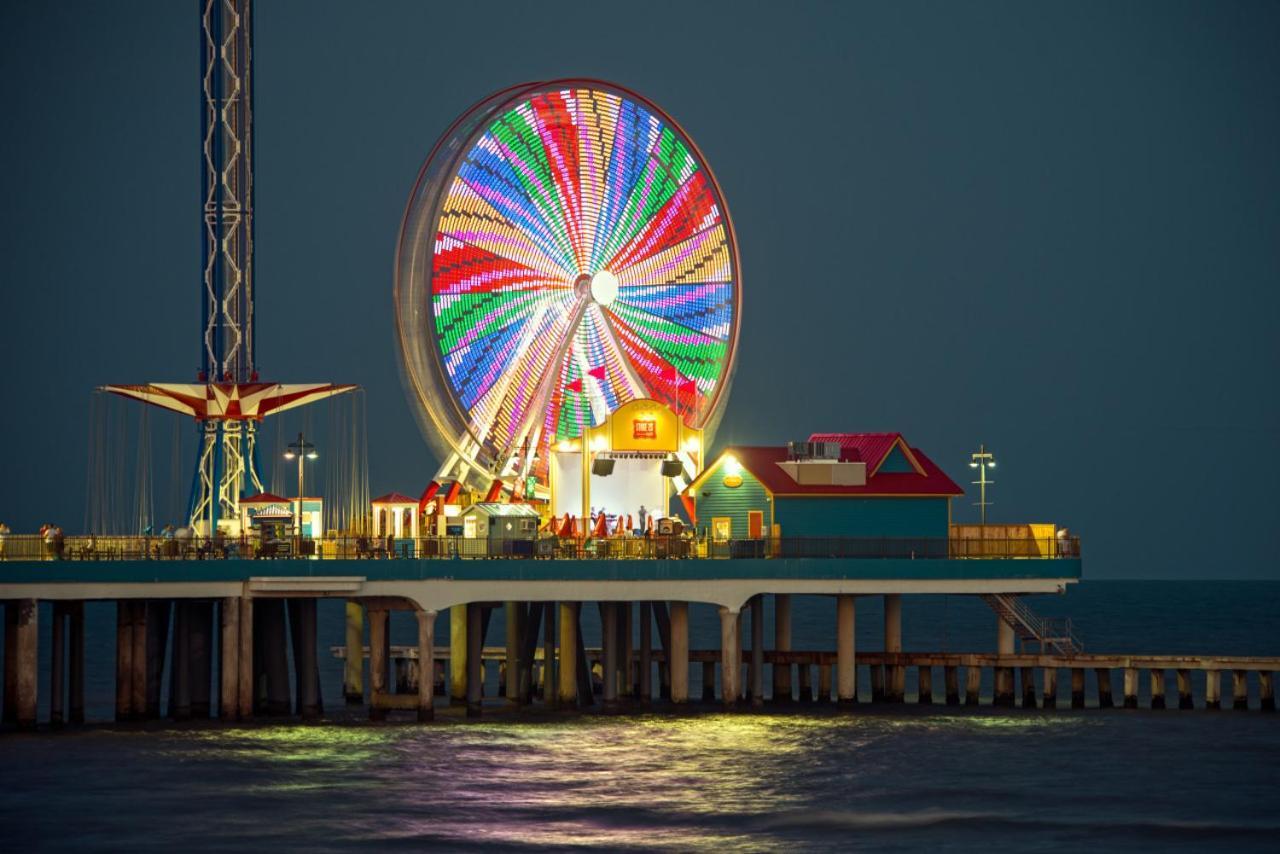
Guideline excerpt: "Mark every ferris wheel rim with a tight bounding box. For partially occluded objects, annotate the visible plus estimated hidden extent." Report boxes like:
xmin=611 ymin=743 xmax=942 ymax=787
xmin=394 ymin=79 xmax=743 ymax=482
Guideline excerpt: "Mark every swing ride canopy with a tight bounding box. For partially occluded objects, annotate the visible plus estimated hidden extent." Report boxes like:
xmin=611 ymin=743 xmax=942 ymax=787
xmin=395 ymin=80 xmax=741 ymax=491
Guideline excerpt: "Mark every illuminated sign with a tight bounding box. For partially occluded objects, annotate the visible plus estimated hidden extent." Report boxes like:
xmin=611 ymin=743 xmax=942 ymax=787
xmin=633 ymin=417 xmax=657 ymax=439
xmin=722 ymin=474 xmax=743 ymax=488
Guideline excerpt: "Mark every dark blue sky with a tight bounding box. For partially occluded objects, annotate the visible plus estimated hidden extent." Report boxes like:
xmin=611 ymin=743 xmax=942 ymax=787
xmin=2 ymin=1 xmax=1277 ymax=577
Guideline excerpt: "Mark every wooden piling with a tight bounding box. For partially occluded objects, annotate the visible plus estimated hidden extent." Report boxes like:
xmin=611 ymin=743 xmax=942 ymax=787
xmin=653 ymin=601 xmax=672 ymax=700
xmin=1232 ymin=670 xmax=1248 ymax=711
xmin=416 ymin=610 xmax=436 ymax=722
xmin=1071 ymin=668 xmax=1085 ymax=708
xmin=918 ymin=665 xmax=933 ymax=705
xmin=944 ymin=665 xmax=960 ymax=705
xmin=773 ymin=594 xmax=792 ymax=703
xmin=344 ymin=601 xmax=364 ymax=704
xmin=639 ymin=602 xmax=653 ymax=702
xmin=290 ymin=599 xmax=320 ymax=721
xmin=719 ymin=607 xmax=740 ymax=708
xmin=1176 ymin=668 xmax=1193 ymax=710
xmin=369 ymin=607 xmax=388 ymax=721
xmin=1149 ymin=669 xmax=1165 ymax=709
xmin=602 ymin=603 xmax=619 ymax=711
xmin=13 ymin=599 xmax=37 ymax=730
xmin=1042 ymin=667 xmax=1058 ymax=709
xmin=505 ymin=602 xmax=522 ymax=705
xmin=819 ymin=662 xmax=832 ymax=703
xmin=557 ymin=603 xmax=578 ymax=707
xmin=836 ymin=594 xmax=856 ymax=706
xmin=115 ymin=601 xmax=135 ymax=721
xmin=449 ymin=604 xmax=467 ymax=706
xmin=965 ymin=665 xmax=981 ymax=706
xmin=884 ymin=594 xmax=903 ymax=702
xmin=467 ymin=603 xmax=484 ymax=718
xmin=669 ymin=601 xmax=689 ymax=704
xmin=68 ymin=601 xmax=84 ymax=724
xmin=1205 ymin=669 xmax=1220 ymax=710
xmin=1095 ymin=668 xmax=1114 ymax=708
xmin=171 ymin=601 xmax=192 ymax=720
xmin=1020 ymin=667 xmax=1036 ymax=708
xmin=542 ymin=602 xmax=556 ymax=707
xmin=1123 ymin=668 xmax=1139 ymax=709
xmin=1261 ymin=671 xmax=1275 ymax=712
xmin=3 ymin=601 xmax=16 ymax=725
xmin=130 ymin=600 xmax=147 ymax=719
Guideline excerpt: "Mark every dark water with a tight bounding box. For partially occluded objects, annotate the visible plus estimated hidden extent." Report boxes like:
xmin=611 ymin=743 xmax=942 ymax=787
xmin=2 ymin=581 xmax=1279 ymax=850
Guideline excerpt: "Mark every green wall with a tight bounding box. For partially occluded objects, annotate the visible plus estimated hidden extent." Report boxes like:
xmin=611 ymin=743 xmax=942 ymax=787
xmin=775 ymin=496 xmax=949 ymax=539
xmin=694 ymin=463 xmax=770 ymax=539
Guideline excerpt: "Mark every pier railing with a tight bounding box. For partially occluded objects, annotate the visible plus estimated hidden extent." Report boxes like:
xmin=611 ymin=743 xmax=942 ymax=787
xmin=0 ymin=533 xmax=1081 ymax=562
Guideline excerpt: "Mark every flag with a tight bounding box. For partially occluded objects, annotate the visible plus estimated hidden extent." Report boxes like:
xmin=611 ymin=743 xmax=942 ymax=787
xmin=565 ymin=378 xmax=584 ymax=393
xmin=587 ymin=365 xmax=607 ymax=381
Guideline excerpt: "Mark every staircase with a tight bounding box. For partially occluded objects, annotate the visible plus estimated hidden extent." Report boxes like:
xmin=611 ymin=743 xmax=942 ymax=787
xmin=981 ymin=594 xmax=1083 ymax=656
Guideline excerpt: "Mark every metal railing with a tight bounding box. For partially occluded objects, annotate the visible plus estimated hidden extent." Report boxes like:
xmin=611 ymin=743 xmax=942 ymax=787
xmin=0 ymin=533 xmax=1081 ymax=562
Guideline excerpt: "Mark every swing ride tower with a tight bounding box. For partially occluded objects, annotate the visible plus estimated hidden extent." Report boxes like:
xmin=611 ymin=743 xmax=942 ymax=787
xmin=102 ymin=0 xmax=353 ymax=535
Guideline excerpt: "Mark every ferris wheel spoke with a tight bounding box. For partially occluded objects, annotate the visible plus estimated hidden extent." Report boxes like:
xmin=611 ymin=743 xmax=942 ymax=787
xmin=573 ymin=88 xmax=620 ymax=277
xmin=604 ymin=169 xmax=719 ymax=275
xmin=604 ymin=312 xmax=709 ymax=416
xmin=490 ymin=108 xmax=582 ymax=272
xmin=439 ymin=177 xmax=574 ymax=278
xmin=591 ymin=97 xmax=655 ymax=272
xmin=528 ymin=92 xmax=586 ymax=270
xmin=613 ymin=282 xmax=734 ymax=341
xmin=613 ymin=224 xmax=732 ymax=289
xmin=595 ymin=124 xmax=699 ymax=269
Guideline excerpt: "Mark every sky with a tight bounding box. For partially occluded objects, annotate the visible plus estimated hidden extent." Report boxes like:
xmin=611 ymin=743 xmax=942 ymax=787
xmin=1 ymin=0 xmax=1277 ymax=578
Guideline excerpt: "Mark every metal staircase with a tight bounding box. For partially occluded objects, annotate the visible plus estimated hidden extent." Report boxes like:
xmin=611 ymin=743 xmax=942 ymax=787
xmin=981 ymin=594 xmax=1083 ymax=656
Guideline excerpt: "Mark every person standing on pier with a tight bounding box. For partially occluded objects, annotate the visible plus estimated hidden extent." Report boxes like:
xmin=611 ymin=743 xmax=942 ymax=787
xmin=638 ymin=505 xmax=648 ymax=534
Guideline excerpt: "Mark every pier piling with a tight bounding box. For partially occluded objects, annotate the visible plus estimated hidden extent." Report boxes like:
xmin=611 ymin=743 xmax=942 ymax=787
xmin=10 ymin=599 xmax=37 ymax=729
xmin=639 ymin=602 xmax=653 ymax=702
xmin=1094 ymin=668 xmax=1113 ymax=709
xmin=918 ymin=665 xmax=933 ymax=704
xmin=344 ymin=602 xmax=364 ymax=704
xmin=602 ymin=603 xmax=619 ymax=711
xmin=1149 ymin=669 xmax=1165 ymax=709
xmin=819 ymin=662 xmax=832 ymax=703
xmin=50 ymin=602 xmax=66 ymax=726
xmin=1070 ymin=668 xmax=1085 ymax=708
xmin=774 ymin=594 xmax=792 ymax=703
xmin=719 ymin=607 xmax=740 ymax=708
xmin=558 ymin=603 xmax=578 ymax=708
xmin=1043 ymin=667 xmax=1058 ymax=708
xmin=1020 ymin=667 xmax=1036 ymax=708
xmin=289 ymin=599 xmax=320 ymax=721
xmin=237 ymin=598 xmax=253 ymax=719
xmin=369 ymin=607 xmax=388 ymax=721
xmin=871 ymin=665 xmax=885 ymax=703
xmin=964 ymin=665 xmax=981 ymax=706
xmin=944 ymin=665 xmax=960 ymax=705
xmin=750 ymin=596 xmax=764 ymax=708
xmin=255 ymin=600 xmax=291 ymax=715
xmin=884 ymin=595 xmax=903 ymax=702
xmin=450 ymin=604 xmax=467 ymax=706
xmin=994 ymin=616 xmax=1015 ymax=707
xmin=220 ymin=597 xmax=240 ymax=720
xmin=669 ymin=601 xmax=689 ymax=704
xmin=836 ymin=594 xmax=856 ymax=706
xmin=467 ymin=603 xmax=483 ymax=717
xmin=1261 ymin=672 xmax=1275 ymax=712
xmin=416 ymin=610 xmax=436 ymax=721
xmin=1176 ymin=669 xmax=1193 ymax=709
xmin=1232 ymin=670 xmax=1248 ymax=710
xmin=1205 ymin=669 xmax=1221 ymax=710
xmin=505 ymin=602 xmax=522 ymax=705
xmin=1123 ymin=668 xmax=1139 ymax=709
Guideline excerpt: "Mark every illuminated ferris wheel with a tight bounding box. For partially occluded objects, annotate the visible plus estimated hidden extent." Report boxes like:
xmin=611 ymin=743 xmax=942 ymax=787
xmin=395 ymin=80 xmax=741 ymax=496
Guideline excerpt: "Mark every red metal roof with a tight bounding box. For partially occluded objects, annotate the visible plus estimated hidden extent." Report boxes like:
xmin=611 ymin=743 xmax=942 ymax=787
xmin=372 ymin=492 xmax=418 ymax=504
xmin=807 ymin=432 xmax=923 ymax=475
xmin=241 ymin=492 xmax=291 ymax=504
xmin=709 ymin=444 xmax=963 ymax=497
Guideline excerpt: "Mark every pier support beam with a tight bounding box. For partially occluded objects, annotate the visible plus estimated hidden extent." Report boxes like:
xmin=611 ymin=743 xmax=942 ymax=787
xmin=836 ymin=594 xmax=856 ymax=706
xmin=750 ymin=597 xmax=764 ymax=709
xmin=819 ymin=662 xmax=832 ymax=703
xmin=1149 ymin=669 xmax=1166 ymax=709
xmin=114 ymin=600 xmax=137 ymax=721
xmin=602 ymin=603 xmax=619 ymax=712
xmin=870 ymin=664 xmax=884 ymax=703
xmin=344 ymin=602 xmax=364 ymax=704
xmin=1205 ymin=669 xmax=1220 ymax=710
xmin=773 ymin=594 xmax=792 ymax=703
xmin=964 ymin=665 xmax=981 ymax=706
xmin=639 ymin=602 xmax=653 ymax=703
xmin=368 ymin=608 xmax=389 ymax=721
xmin=1043 ymin=667 xmax=1058 ymax=709
xmin=1071 ymin=669 xmax=1085 ymax=708
xmin=50 ymin=602 xmax=66 ymax=726
xmin=450 ymin=604 xmax=467 ymax=705
xmin=416 ymin=609 xmax=436 ymax=722
xmin=918 ymin=666 xmax=933 ymax=705
xmin=171 ymin=601 xmax=192 ymax=720
xmin=8 ymin=599 xmax=38 ymax=729
xmin=669 ymin=602 xmax=689 ymax=704
xmin=289 ymin=598 xmax=321 ymax=721
xmin=1020 ymin=667 xmax=1037 ymax=708
xmin=541 ymin=602 xmax=556 ymax=706
xmin=1232 ymin=670 xmax=1248 ymax=710
xmin=1123 ymin=668 xmax=1139 ymax=709
xmin=557 ymin=603 xmax=578 ymax=707
xmin=883 ymin=595 xmax=903 ymax=702
xmin=944 ymin=665 xmax=960 ymax=706
xmin=237 ymin=598 xmax=254 ymax=720
xmin=798 ymin=662 xmax=813 ymax=702
xmin=702 ymin=659 xmax=716 ymax=702
xmin=467 ymin=603 xmax=483 ymax=718
xmin=1176 ymin=669 xmax=1193 ymax=710
xmin=994 ymin=615 xmax=1015 ymax=707
xmin=220 ymin=597 xmax=240 ymax=720
xmin=1261 ymin=672 xmax=1275 ymax=712
xmin=719 ymin=607 xmax=740 ymax=708
xmin=68 ymin=601 xmax=84 ymax=725
xmin=505 ymin=602 xmax=523 ymax=705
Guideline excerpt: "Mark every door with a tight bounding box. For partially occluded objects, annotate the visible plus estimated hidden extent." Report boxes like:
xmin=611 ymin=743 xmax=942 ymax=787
xmin=748 ymin=510 xmax=764 ymax=540
xmin=712 ymin=517 xmax=731 ymax=541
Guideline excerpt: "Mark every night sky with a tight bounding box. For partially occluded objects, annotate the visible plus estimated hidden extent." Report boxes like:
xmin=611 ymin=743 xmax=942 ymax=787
xmin=2 ymin=1 xmax=1276 ymax=578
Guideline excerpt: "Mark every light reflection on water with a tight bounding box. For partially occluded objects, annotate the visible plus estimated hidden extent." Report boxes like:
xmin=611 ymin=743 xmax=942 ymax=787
xmin=2 ymin=710 xmax=1278 ymax=851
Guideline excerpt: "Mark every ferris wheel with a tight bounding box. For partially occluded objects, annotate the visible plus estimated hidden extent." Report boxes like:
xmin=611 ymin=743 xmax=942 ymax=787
xmin=395 ymin=80 xmax=741 ymax=496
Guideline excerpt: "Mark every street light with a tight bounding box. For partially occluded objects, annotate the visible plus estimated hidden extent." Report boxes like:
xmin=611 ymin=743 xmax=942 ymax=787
xmin=969 ymin=444 xmax=996 ymax=526
xmin=284 ymin=432 xmax=319 ymax=537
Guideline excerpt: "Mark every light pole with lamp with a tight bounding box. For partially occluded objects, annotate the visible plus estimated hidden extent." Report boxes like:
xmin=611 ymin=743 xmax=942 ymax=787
xmin=283 ymin=432 xmax=319 ymax=539
xmin=969 ymin=444 xmax=996 ymax=526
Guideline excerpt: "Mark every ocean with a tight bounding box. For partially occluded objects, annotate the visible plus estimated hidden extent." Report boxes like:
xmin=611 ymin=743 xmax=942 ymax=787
xmin=2 ymin=581 xmax=1278 ymax=851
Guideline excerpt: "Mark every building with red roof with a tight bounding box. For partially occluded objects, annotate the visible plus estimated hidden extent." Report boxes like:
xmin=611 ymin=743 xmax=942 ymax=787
xmin=685 ymin=433 xmax=963 ymax=542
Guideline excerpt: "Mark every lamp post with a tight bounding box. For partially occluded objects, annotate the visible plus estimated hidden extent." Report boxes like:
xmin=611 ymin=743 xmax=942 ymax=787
xmin=283 ymin=432 xmax=319 ymax=538
xmin=969 ymin=444 xmax=996 ymax=526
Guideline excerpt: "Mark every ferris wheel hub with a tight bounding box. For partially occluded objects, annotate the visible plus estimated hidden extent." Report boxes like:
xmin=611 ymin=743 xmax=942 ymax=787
xmin=589 ymin=270 xmax=619 ymax=307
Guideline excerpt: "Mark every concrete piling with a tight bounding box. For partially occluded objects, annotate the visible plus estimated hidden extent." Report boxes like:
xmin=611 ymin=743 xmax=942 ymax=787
xmin=1123 ymin=668 xmax=1139 ymax=709
xmin=1149 ymin=669 xmax=1166 ymax=709
xmin=115 ymin=601 xmax=135 ymax=721
xmin=1020 ymin=667 xmax=1036 ymax=708
xmin=237 ymin=597 xmax=253 ymax=720
xmin=450 ymin=603 xmax=467 ymax=706
xmin=653 ymin=601 xmax=672 ymax=700
xmin=416 ymin=609 xmax=436 ymax=722
xmin=836 ymin=594 xmax=856 ymax=706
xmin=467 ymin=603 xmax=484 ymax=717
xmin=220 ymin=597 xmax=241 ymax=720
xmin=1095 ymin=668 xmax=1114 ymax=708
xmin=289 ymin=599 xmax=321 ymax=721
xmin=884 ymin=594 xmax=903 ymax=702
xmin=505 ymin=602 xmax=522 ymax=705
xmin=639 ymin=602 xmax=653 ymax=702
xmin=669 ymin=601 xmax=689 ymax=704
xmin=944 ymin=665 xmax=960 ymax=705
xmin=369 ymin=607 xmax=388 ymax=721
xmin=870 ymin=665 xmax=885 ymax=703
xmin=774 ymin=594 xmax=792 ymax=703
xmin=344 ymin=601 xmax=364 ymax=704
xmin=3 ymin=602 xmax=15 ymax=725
xmin=602 ymin=603 xmax=619 ymax=711
xmin=50 ymin=602 xmax=66 ymax=726
xmin=1205 ymin=669 xmax=1221 ymax=710
xmin=819 ymin=662 xmax=832 ymax=703
xmin=719 ymin=607 xmax=740 ymax=708
xmin=255 ymin=600 xmax=291 ymax=715
xmin=797 ymin=662 xmax=812 ymax=702
xmin=558 ymin=603 xmax=578 ymax=708
xmin=171 ymin=601 xmax=192 ymax=720
xmin=1232 ymin=670 xmax=1248 ymax=710
xmin=750 ymin=596 xmax=764 ymax=708
xmin=918 ymin=665 xmax=933 ymax=705
xmin=11 ymin=599 xmax=38 ymax=730
xmin=702 ymin=661 xmax=716 ymax=702
xmin=542 ymin=602 xmax=556 ymax=706
xmin=1042 ymin=667 xmax=1058 ymax=708
xmin=1176 ymin=668 xmax=1193 ymax=709
xmin=994 ymin=615 xmax=1015 ymax=707
xmin=964 ymin=665 xmax=981 ymax=705
xmin=1070 ymin=669 xmax=1085 ymax=708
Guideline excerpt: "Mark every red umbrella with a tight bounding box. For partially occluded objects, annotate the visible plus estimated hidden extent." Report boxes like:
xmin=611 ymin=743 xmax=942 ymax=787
xmin=592 ymin=512 xmax=609 ymax=538
xmin=557 ymin=514 xmax=574 ymax=538
xmin=626 ymin=514 xmax=634 ymax=533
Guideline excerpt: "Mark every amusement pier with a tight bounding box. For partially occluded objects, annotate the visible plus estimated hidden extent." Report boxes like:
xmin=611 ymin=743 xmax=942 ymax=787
xmin=2 ymin=1 xmax=1275 ymax=730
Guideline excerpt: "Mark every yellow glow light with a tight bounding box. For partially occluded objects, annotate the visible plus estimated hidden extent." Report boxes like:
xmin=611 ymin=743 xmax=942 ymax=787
xmin=591 ymin=436 xmax=608 ymax=452
xmin=684 ymin=437 xmax=700 ymax=454
xmin=723 ymin=454 xmax=741 ymax=476
xmin=557 ymin=440 xmax=578 ymax=452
